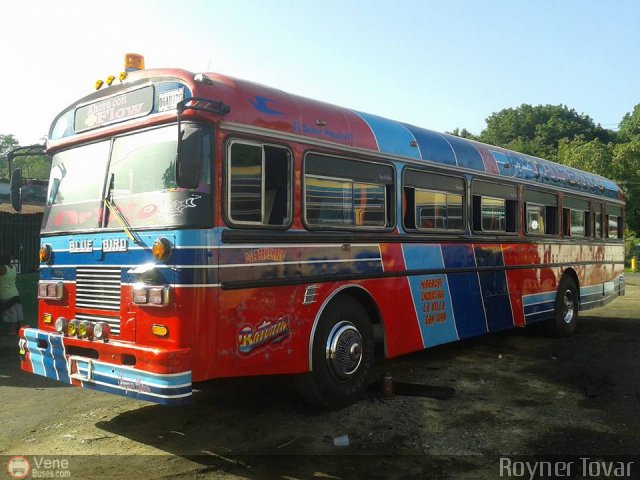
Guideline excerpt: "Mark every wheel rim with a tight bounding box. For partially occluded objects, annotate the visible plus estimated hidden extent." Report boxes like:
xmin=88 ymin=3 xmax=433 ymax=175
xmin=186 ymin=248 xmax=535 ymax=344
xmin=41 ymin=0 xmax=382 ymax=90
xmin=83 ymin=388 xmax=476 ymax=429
xmin=562 ymin=289 xmax=575 ymax=324
xmin=325 ymin=321 xmax=363 ymax=380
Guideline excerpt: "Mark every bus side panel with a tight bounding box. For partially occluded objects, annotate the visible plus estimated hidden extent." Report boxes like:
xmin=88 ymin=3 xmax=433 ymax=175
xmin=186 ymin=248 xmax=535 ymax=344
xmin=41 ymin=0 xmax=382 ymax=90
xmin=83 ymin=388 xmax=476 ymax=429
xmin=474 ymin=244 xmax=515 ymax=332
xmin=377 ymin=243 xmax=430 ymax=356
xmin=440 ymin=244 xmax=488 ymax=339
xmin=215 ymin=284 xmax=312 ymax=378
xmin=503 ymin=242 xmax=559 ymax=326
xmin=169 ymin=285 xmax=219 ymax=382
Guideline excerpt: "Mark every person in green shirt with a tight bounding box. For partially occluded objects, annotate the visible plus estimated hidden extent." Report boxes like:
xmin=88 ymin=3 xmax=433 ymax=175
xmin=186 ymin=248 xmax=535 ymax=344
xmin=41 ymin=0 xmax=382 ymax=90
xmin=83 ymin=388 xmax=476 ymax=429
xmin=0 ymin=252 xmax=23 ymax=335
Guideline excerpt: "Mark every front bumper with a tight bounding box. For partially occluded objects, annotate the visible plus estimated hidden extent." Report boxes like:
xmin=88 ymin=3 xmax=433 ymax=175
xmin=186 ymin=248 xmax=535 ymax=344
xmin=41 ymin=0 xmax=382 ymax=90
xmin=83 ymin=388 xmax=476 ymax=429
xmin=19 ymin=327 xmax=192 ymax=405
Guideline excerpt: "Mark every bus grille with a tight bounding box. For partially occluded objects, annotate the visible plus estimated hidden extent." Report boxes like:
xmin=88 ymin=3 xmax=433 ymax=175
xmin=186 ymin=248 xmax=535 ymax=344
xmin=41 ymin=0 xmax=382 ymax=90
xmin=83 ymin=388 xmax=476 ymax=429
xmin=75 ymin=266 xmax=122 ymax=312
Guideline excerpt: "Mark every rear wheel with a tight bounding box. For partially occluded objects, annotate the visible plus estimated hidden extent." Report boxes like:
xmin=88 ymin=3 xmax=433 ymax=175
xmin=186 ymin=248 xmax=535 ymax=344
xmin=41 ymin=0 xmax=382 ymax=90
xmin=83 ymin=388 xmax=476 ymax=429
xmin=294 ymin=296 xmax=374 ymax=409
xmin=546 ymin=275 xmax=579 ymax=337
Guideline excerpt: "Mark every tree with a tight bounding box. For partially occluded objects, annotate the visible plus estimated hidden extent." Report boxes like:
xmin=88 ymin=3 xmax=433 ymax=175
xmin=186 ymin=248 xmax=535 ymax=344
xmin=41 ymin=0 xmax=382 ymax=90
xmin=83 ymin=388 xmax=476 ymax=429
xmin=0 ymin=134 xmax=19 ymax=179
xmin=610 ymin=139 xmax=640 ymax=234
xmin=477 ymin=104 xmax=613 ymax=161
xmin=446 ymin=127 xmax=477 ymax=140
xmin=556 ymin=137 xmax=612 ymax=177
xmin=618 ymin=104 xmax=640 ymax=142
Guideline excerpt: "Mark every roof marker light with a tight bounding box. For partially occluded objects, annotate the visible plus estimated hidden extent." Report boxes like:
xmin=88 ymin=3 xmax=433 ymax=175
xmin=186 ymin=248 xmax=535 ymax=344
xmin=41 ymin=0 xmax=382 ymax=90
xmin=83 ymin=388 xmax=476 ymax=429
xmin=106 ymin=75 xmax=116 ymax=86
xmin=95 ymin=79 xmax=104 ymax=90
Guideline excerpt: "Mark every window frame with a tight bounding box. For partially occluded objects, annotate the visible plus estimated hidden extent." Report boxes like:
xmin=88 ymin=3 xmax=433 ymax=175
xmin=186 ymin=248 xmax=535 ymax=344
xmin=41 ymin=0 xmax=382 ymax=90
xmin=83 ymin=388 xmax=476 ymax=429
xmin=302 ymin=152 xmax=395 ymax=231
xmin=471 ymin=179 xmax=519 ymax=235
xmin=402 ymin=168 xmax=466 ymax=233
xmin=224 ymin=138 xmax=293 ymax=230
xmin=523 ymin=188 xmax=558 ymax=237
xmin=592 ymin=202 xmax=604 ymax=239
xmin=525 ymin=202 xmax=546 ymax=235
xmin=606 ymin=203 xmax=624 ymax=240
xmin=562 ymin=196 xmax=590 ymax=238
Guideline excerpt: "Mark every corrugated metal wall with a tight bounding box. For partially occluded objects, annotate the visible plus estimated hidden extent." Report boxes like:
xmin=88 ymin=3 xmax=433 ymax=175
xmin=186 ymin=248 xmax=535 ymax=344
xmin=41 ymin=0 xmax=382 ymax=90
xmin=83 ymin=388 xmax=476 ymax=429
xmin=0 ymin=212 xmax=42 ymax=273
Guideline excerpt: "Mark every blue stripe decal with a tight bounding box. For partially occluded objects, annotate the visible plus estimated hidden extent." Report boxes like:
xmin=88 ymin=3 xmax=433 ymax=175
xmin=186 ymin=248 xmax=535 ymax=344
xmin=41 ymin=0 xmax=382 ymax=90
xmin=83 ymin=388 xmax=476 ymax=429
xmin=474 ymin=245 xmax=514 ymax=332
xmin=49 ymin=334 xmax=70 ymax=383
xmin=523 ymin=291 xmax=556 ymax=306
xmin=402 ymin=245 xmax=458 ymax=348
xmin=22 ymin=329 xmax=192 ymax=405
xmin=81 ymin=381 xmax=191 ymax=406
xmin=354 ymin=111 xmax=421 ymax=159
xmin=403 ymin=125 xmax=457 ymax=166
xmin=440 ymin=244 xmax=487 ymax=338
xmin=25 ymin=329 xmax=46 ymax=377
xmin=37 ymin=331 xmax=58 ymax=380
xmin=75 ymin=366 xmax=191 ymax=397
xmin=445 ymin=135 xmax=485 ymax=171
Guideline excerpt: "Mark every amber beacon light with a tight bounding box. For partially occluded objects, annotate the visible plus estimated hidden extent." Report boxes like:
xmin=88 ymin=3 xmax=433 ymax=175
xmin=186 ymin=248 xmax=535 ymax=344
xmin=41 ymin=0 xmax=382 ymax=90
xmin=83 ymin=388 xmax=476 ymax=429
xmin=124 ymin=53 xmax=145 ymax=72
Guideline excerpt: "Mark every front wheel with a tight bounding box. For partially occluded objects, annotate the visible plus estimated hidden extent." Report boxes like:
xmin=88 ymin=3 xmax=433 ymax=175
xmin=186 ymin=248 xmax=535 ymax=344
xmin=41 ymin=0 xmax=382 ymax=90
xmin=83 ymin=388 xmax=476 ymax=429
xmin=294 ymin=296 xmax=374 ymax=409
xmin=546 ymin=275 xmax=579 ymax=337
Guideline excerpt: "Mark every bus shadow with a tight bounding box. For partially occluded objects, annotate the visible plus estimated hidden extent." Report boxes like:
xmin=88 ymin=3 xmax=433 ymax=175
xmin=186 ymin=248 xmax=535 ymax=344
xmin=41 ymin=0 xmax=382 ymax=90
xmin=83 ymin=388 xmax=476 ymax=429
xmin=95 ymin=312 xmax=640 ymax=478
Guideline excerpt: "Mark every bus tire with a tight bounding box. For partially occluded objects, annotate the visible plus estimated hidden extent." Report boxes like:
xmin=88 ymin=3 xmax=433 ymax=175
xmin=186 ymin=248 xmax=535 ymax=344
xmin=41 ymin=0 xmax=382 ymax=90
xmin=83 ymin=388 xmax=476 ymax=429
xmin=546 ymin=275 xmax=579 ymax=337
xmin=294 ymin=295 xmax=374 ymax=409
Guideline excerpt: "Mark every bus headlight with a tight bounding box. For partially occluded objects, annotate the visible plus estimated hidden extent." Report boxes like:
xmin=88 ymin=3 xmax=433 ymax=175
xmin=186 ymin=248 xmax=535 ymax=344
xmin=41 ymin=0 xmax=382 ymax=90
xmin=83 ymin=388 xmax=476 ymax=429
xmin=78 ymin=321 xmax=94 ymax=338
xmin=94 ymin=322 xmax=110 ymax=341
xmin=133 ymin=284 xmax=171 ymax=307
xmin=67 ymin=320 xmax=79 ymax=336
xmin=55 ymin=317 xmax=68 ymax=334
xmin=38 ymin=281 xmax=63 ymax=300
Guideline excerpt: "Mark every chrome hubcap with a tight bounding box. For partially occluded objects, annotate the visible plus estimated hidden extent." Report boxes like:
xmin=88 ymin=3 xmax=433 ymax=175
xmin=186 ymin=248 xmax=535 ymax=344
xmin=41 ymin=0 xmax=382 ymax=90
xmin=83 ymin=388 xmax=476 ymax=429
xmin=326 ymin=321 xmax=363 ymax=380
xmin=562 ymin=290 xmax=575 ymax=324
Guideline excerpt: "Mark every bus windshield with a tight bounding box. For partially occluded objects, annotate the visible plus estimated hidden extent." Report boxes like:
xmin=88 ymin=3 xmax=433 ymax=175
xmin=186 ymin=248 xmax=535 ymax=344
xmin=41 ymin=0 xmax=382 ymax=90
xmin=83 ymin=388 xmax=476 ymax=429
xmin=42 ymin=124 xmax=212 ymax=233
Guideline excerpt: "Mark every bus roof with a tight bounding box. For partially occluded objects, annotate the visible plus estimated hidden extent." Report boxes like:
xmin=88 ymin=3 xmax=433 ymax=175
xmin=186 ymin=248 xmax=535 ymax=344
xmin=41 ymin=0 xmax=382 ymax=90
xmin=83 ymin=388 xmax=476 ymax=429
xmin=49 ymin=68 xmax=624 ymax=202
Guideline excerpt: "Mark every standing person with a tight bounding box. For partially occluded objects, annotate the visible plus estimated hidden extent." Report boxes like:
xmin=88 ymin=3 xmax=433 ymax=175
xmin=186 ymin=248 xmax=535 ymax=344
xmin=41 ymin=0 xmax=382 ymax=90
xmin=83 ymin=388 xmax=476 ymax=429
xmin=0 ymin=252 xmax=23 ymax=335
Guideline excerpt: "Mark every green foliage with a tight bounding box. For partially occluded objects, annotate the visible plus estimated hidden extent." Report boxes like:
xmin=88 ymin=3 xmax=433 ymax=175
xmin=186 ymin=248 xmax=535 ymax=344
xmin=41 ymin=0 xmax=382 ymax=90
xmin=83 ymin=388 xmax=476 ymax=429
xmin=446 ymin=127 xmax=477 ymax=140
xmin=618 ymin=104 xmax=640 ymax=142
xmin=477 ymin=104 xmax=612 ymax=161
xmin=12 ymin=154 xmax=51 ymax=181
xmin=0 ymin=134 xmax=19 ymax=179
xmin=611 ymin=140 xmax=640 ymax=234
xmin=624 ymin=227 xmax=637 ymax=265
xmin=556 ymin=137 xmax=612 ymax=177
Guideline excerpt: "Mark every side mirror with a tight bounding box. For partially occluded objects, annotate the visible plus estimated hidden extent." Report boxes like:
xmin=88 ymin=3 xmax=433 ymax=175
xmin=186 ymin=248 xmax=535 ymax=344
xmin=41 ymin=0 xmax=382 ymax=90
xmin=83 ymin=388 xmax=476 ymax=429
xmin=10 ymin=168 xmax=23 ymax=212
xmin=176 ymin=126 xmax=202 ymax=189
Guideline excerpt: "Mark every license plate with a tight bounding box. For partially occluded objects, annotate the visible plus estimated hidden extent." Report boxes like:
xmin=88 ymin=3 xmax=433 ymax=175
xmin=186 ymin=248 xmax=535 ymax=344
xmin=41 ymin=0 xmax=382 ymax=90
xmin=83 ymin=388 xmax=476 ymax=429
xmin=158 ymin=87 xmax=184 ymax=112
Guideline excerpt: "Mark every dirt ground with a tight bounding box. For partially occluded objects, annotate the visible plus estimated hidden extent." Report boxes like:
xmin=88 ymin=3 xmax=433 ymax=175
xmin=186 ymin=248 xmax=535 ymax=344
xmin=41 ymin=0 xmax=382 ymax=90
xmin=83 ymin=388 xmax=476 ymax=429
xmin=1 ymin=274 xmax=639 ymax=479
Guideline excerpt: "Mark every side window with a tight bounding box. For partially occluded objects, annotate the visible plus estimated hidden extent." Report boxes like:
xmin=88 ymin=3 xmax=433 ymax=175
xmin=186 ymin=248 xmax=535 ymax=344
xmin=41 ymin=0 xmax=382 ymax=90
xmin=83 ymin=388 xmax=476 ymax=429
xmin=606 ymin=204 xmax=623 ymax=239
xmin=526 ymin=204 xmax=545 ymax=234
xmin=227 ymin=141 xmax=291 ymax=227
xmin=403 ymin=170 xmax=465 ymax=231
xmin=472 ymin=180 xmax=518 ymax=233
xmin=524 ymin=190 xmax=558 ymax=235
xmin=562 ymin=197 xmax=589 ymax=237
xmin=593 ymin=203 xmax=603 ymax=238
xmin=304 ymin=154 xmax=394 ymax=229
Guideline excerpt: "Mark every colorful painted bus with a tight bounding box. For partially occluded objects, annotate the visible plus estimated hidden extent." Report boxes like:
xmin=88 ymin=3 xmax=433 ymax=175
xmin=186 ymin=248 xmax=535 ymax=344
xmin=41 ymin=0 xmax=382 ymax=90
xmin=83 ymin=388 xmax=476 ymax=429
xmin=14 ymin=54 xmax=625 ymax=408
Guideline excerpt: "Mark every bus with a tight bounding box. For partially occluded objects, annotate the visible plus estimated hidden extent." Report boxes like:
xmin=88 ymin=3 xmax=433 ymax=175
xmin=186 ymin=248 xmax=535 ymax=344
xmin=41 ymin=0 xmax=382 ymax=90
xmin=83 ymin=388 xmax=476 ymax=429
xmin=13 ymin=54 xmax=625 ymax=408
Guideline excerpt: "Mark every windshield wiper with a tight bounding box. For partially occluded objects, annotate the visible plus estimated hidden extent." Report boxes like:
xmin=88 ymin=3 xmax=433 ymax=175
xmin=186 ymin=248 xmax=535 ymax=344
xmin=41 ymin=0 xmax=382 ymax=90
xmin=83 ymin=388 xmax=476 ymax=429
xmin=103 ymin=173 xmax=141 ymax=245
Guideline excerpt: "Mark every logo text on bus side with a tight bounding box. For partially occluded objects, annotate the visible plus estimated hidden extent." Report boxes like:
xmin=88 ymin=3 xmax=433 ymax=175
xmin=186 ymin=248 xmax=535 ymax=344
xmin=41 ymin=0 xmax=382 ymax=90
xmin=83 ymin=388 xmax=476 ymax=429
xmin=238 ymin=317 xmax=291 ymax=354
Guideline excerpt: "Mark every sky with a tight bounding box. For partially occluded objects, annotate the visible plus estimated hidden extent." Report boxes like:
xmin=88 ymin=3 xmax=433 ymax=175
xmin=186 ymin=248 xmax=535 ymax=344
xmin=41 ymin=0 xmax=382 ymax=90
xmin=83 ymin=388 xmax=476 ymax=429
xmin=1 ymin=0 xmax=639 ymax=146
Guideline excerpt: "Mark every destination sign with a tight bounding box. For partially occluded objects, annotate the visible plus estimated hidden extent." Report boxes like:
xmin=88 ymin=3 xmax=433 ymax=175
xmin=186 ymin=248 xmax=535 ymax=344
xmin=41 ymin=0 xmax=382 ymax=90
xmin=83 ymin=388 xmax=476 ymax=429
xmin=74 ymin=86 xmax=154 ymax=132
